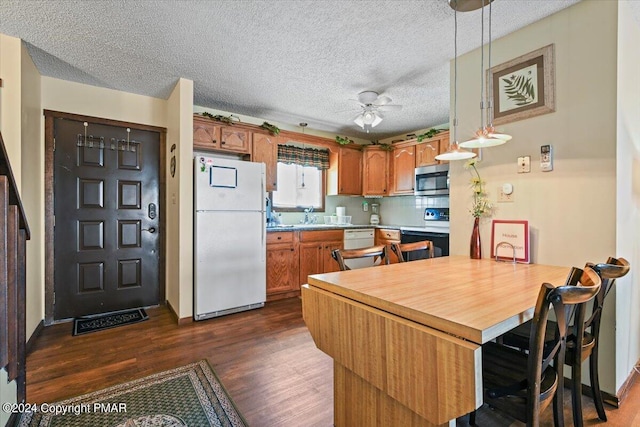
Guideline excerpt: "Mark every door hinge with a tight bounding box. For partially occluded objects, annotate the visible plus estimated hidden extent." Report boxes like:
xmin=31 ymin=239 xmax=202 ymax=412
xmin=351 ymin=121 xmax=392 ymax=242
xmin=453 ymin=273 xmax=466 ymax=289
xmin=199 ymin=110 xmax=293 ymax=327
xmin=53 ymin=215 xmax=55 ymax=227
xmin=53 ymin=292 xmax=55 ymax=305
xmin=53 ymin=137 xmax=56 ymax=151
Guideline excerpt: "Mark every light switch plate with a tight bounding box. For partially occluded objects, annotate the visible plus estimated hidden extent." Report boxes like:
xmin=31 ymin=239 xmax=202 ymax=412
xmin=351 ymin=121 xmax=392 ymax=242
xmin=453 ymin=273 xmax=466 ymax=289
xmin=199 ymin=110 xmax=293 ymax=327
xmin=517 ymin=156 xmax=531 ymax=173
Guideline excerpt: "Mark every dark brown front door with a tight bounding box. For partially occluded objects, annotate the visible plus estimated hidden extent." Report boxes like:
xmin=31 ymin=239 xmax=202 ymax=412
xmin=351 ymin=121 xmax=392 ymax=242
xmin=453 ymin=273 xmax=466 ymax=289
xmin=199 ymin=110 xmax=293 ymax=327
xmin=52 ymin=117 xmax=161 ymax=320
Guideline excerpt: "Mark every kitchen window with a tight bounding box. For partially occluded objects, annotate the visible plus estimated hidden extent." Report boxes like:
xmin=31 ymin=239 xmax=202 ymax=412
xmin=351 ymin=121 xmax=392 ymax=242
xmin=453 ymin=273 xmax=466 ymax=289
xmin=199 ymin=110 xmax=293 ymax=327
xmin=272 ymin=145 xmax=329 ymax=211
xmin=272 ymin=163 xmax=325 ymax=211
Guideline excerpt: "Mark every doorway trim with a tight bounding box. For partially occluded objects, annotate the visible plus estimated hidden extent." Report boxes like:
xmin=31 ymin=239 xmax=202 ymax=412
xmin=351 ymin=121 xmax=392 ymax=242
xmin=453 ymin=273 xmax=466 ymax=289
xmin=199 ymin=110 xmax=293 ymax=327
xmin=43 ymin=110 xmax=167 ymax=325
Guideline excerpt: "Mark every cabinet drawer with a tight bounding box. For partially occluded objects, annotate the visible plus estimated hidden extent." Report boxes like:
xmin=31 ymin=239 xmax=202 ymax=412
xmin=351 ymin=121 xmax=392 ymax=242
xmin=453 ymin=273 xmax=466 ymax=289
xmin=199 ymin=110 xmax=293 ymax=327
xmin=299 ymin=229 xmax=344 ymax=243
xmin=378 ymin=228 xmax=400 ymax=241
xmin=377 ymin=229 xmax=400 ymax=241
xmin=267 ymin=231 xmax=294 ymax=244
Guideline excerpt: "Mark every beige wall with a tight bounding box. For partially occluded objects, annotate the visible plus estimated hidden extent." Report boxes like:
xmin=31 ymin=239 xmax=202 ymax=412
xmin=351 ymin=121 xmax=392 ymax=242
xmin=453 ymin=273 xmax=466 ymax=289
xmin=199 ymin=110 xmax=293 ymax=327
xmin=166 ymin=78 xmax=194 ymax=318
xmin=0 ymin=33 xmax=42 ymax=425
xmin=615 ymin=0 xmax=640 ymax=390
xmin=42 ymin=77 xmax=167 ymax=127
xmin=20 ymin=42 xmax=43 ymax=338
xmin=450 ymin=1 xmax=621 ymax=392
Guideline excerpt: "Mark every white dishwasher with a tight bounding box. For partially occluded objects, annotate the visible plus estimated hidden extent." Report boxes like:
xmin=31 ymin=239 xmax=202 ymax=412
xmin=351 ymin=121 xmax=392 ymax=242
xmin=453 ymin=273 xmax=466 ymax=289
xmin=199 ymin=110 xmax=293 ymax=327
xmin=343 ymin=229 xmax=375 ymax=269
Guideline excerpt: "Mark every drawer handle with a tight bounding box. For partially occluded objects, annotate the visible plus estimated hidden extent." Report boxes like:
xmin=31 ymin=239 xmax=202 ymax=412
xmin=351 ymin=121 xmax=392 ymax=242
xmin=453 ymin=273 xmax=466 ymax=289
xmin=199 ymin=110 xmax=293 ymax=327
xmin=221 ymin=140 xmax=226 ymax=145
xmin=277 ymin=236 xmax=282 ymax=240
xmin=212 ymin=139 xmax=217 ymax=144
xmin=290 ymin=248 xmax=294 ymax=252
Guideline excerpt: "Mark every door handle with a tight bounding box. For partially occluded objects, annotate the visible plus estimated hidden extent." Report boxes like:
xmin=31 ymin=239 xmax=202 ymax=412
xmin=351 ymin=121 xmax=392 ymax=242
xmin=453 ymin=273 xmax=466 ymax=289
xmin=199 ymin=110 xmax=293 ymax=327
xmin=143 ymin=227 xmax=156 ymax=233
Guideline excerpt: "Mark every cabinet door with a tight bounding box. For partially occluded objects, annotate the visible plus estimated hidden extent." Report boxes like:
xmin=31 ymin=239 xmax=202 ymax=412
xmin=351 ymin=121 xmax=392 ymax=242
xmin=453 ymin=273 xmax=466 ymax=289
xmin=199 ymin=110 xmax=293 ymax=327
xmin=437 ymin=134 xmax=451 ymax=164
xmin=363 ymin=148 xmax=388 ymax=196
xmin=338 ymin=148 xmax=362 ymax=195
xmin=193 ymin=118 xmax=221 ymax=151
xmin=416 ymin=141 xmax=439 ymax=167
xmin=252 ymin=133 xmax=278 ymax=192
xmin=299 ymin=243 xmax=323 ymax=285
xmin=322 ymin=241 xmax=343 ymax=273
xmin=220 ymin=127 xmax=251 ymax=153
xmin=266 ymin=244 xmax=299 ymax=294
xmin=391 ymin=146 xmax=415 ymax=195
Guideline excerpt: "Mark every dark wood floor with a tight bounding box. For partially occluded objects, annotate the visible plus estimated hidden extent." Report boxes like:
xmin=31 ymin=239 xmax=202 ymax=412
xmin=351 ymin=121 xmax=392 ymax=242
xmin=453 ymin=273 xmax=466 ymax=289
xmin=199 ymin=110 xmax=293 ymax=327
xmin=27 ymin=298 xmax=640 ymax=426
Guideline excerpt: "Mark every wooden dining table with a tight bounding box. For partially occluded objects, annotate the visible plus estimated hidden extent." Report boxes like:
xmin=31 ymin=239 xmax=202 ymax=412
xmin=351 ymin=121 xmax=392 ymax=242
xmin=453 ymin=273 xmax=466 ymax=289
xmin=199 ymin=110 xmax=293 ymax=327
xmin=301 ymin=255 xmax=571 ymax=427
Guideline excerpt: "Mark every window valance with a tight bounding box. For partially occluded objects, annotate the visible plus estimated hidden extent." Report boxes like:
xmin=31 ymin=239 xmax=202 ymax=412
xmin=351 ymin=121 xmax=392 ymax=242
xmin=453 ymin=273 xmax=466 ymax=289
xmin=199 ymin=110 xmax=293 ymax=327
xmin=277 ymin=145 xmax=329 ymax=170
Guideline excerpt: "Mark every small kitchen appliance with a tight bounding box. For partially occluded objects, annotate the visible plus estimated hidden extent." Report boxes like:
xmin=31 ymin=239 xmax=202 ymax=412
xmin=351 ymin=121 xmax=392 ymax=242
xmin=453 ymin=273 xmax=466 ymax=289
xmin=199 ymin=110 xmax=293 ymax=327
xmin=370 ymin=203 xmax=380 ymax=225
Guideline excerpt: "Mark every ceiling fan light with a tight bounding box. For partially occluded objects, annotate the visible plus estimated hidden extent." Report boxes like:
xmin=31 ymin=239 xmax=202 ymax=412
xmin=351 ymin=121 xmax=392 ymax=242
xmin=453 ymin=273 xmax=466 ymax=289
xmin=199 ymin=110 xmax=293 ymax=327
xmin=435 ymin=141 xmax=477 ymax=161
xmin=354 ymin=115 xmax=365 ymax=128
xmin=371 ymin=113 xmax=383 ymax=128
xmin=362 ymin=111 xmax=376 ymax=125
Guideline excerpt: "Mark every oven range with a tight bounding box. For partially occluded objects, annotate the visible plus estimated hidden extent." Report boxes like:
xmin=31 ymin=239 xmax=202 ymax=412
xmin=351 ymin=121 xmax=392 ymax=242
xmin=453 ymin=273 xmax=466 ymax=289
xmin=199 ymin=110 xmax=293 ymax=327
xmin=400 ymin=208 xmax=449 ymax=259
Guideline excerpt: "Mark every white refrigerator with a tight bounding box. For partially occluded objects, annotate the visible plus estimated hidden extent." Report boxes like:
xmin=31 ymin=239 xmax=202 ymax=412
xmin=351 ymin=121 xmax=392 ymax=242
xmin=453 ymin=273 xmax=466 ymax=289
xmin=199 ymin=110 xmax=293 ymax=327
xmin=193 ymin=156 xmax=266 ymax=320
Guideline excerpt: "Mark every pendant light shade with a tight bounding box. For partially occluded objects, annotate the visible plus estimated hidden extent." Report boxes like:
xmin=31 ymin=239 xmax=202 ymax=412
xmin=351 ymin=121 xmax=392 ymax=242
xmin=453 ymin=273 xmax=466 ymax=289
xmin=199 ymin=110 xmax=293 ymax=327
xmin=435 ymin=1 xmax=476 ymax=162
xmin=459 ymin=0 xmax=511 ymax=149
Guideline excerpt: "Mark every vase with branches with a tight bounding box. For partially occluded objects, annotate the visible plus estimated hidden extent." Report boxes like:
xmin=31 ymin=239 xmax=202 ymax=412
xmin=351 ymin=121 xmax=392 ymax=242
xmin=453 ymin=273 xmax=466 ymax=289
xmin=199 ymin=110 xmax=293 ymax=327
xmin=463 ymin=158 xmax=492 ymax=258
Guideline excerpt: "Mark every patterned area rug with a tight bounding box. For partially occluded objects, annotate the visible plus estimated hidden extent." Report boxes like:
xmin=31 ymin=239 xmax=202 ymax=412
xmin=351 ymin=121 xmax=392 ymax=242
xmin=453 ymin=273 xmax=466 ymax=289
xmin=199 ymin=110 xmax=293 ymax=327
xmin=73 ymin=308 xmax=149 ymax=336
xmin=18 ymin=360 xmax=247 ymax=427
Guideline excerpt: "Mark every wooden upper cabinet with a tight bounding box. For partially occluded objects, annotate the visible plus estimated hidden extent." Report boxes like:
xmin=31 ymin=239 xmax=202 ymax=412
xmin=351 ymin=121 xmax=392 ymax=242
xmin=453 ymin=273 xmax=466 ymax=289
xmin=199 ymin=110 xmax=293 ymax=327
xmin=416 ymin=140 xmax=439 ymax=167
xmin=220 ymin=127 xmax=251 ymax=154
xmin=438 ymin=137 xmax=450 ymax=163
xmin=363 ymin=147 xmax=388 ymax=196
xmin=252 ymin=132 xmax=278 ymax=192
xmin=390 ymin=144 xmax=415 ymax=195
xmin=327 ymin=147 xmax=362 ymax=196
xmin=193 ymin=116 xmax=221 ymax=151
xmin=193 ymin=115 xmax=251 ymax=155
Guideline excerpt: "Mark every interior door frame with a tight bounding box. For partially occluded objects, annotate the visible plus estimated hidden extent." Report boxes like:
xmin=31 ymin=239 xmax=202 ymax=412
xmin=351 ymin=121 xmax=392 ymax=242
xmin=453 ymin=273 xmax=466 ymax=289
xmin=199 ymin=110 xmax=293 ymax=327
xmin=43 ymin=110 xmax=167 ymax=325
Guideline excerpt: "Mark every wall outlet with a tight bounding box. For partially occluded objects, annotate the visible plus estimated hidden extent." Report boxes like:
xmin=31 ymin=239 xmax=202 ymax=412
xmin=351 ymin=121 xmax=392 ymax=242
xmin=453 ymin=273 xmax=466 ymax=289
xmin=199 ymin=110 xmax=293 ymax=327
xmin=517 ymin=156 xmax=531 ymax=173
xmin=497 ymin=184 xmax=514 ymax=203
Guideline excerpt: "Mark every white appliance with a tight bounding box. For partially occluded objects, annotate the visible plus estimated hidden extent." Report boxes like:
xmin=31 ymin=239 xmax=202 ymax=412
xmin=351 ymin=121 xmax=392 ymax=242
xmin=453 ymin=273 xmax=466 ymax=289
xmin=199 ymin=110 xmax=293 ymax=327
xmin=343 ymin=229 xmax=375 ymax=269
xmin=194 ymin=156 xmax=266 ymax=320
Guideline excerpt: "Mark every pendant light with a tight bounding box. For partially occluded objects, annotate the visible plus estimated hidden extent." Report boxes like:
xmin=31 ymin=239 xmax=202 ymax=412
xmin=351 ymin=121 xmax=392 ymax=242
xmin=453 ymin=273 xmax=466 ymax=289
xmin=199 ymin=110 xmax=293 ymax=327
xmin=436 ymin=0 xmax=476 ymax=161
xmin=459 ymin=0 xmax=512 ymax=149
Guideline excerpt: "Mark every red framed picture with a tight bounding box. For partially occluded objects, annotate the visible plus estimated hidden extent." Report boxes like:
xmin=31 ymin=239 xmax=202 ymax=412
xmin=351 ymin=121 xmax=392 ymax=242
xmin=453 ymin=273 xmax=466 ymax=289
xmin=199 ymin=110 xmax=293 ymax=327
xmin=490 ymin=220 xmax=530 ymax=263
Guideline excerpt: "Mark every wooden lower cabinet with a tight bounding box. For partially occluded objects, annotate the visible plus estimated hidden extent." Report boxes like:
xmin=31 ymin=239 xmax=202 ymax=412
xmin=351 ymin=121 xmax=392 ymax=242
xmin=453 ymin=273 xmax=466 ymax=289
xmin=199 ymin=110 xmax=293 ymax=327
xmin=376 ymin=228 xmax=401 ymax=263
xmin=299 ymin=230 xmax=343 ymax=286
xmin=266 ymin=232 xmax=299 ymax=301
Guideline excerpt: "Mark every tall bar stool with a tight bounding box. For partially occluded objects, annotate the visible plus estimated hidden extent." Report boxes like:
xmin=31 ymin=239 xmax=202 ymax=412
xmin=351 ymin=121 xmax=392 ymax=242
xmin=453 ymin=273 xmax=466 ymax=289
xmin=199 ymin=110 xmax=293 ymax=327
xmin=500 ymin=257 xmax=630 ymax=425
xmin=331 ymin=245 xmax=389 ymax=271
xmin=470 ymin=266 xmax=602 ymax=427
xmin=390 ymin=240 xmax=434 ymax=262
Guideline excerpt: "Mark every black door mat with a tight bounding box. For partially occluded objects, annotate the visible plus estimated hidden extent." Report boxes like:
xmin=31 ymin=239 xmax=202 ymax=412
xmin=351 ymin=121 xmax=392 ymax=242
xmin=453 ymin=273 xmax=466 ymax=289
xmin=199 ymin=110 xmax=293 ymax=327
xmin=72 ymin=308 xmax=148 ymax=336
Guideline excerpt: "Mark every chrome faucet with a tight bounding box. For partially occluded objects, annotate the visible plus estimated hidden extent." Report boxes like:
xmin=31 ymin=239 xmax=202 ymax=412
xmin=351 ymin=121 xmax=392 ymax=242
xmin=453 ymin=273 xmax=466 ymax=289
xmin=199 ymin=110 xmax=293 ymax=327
xmin=302 ymin=207 xmax=314 ymax=224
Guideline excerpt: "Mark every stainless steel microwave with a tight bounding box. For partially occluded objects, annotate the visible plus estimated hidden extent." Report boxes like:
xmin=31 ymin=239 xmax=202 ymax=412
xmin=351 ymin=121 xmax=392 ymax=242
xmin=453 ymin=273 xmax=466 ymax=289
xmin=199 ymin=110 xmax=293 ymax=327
xmin=414 ymin=164 xmax=449 ymax=196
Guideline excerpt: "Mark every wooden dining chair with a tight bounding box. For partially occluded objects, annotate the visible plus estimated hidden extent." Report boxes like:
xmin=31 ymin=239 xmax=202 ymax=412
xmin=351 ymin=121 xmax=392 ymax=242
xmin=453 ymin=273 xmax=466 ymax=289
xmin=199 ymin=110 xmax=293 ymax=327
xmin=499 ymin=257 xmax=630 ymax=425
xmin=390 ymin=240 xmax=434 ymax=262
xmin=331 ymin=245 xmax=389 ymax=271
xmin=470 ymin=266 xmax=602 ymax=427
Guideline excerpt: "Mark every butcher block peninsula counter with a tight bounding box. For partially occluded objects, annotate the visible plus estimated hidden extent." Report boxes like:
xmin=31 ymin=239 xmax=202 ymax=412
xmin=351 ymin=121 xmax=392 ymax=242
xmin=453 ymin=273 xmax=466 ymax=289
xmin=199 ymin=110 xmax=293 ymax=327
xmin=301 ymin=255 xmax=571 ymax=426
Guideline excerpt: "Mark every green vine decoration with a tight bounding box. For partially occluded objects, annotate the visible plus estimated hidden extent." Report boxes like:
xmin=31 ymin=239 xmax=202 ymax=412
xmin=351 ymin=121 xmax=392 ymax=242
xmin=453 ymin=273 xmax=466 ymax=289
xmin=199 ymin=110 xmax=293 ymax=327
xmin=368 ymin=141 xmax=393 ymax=151
xmin=335 ymin=135 xmax=354 ymax=145
xmin=200 ymin=112 xmax=240 ymax=125
xmin=417 ymin=128 xmax=442 ymax=142
xmin=260 ymin=122 xmax=280 ymax=136
xmin=501 ymin=73 xmax=536 ymax=106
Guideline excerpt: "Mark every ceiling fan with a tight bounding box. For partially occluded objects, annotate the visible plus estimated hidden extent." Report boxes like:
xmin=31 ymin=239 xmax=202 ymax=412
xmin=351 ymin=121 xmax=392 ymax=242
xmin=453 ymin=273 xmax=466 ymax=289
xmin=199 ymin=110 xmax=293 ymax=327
xmin=351 ymin=91 xmax=402 ymax=132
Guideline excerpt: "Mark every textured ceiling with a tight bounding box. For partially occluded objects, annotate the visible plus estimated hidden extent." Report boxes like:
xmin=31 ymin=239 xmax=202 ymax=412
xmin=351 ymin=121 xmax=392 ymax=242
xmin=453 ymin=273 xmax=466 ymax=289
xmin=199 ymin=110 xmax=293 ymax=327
xmin=1 ymin=0 xmax=583 ymax=140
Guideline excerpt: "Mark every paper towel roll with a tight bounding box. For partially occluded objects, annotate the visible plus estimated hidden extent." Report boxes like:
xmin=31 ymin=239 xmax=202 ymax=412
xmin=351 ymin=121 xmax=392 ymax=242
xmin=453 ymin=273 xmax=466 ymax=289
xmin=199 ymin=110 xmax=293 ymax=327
xmin=336 ymin=206 xmax=346 ymax=216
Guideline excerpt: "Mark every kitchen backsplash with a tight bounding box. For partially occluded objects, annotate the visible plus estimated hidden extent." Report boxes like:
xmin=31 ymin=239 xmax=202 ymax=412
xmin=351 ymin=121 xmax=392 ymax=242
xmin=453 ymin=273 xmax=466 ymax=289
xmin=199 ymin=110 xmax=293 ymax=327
xmin=379 ymin=196 xmax=449 ymax=226
xmin=275 ymin=195 xmax=448 ymax=226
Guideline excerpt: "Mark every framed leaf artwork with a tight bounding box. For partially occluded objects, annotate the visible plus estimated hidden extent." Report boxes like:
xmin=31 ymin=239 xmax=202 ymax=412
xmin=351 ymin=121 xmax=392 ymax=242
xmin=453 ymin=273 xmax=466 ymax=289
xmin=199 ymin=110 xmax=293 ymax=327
xmin=487 ymin=44 xmax=555 ymax=125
